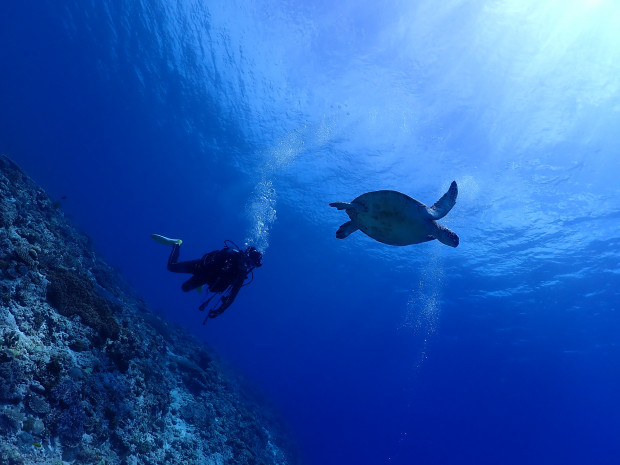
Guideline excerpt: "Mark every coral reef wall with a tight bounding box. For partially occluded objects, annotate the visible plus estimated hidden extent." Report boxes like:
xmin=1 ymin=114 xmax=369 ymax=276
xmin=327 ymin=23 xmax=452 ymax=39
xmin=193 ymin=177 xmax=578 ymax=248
xmin=0 ymin=155 xmax=297 ymax=465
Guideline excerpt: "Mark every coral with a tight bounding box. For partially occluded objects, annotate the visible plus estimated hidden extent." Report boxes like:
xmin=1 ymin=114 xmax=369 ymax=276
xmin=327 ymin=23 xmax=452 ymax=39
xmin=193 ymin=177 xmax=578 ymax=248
xmin=0 ymin=406 xmax=24 ymax=434
xmin=0 ymin=356 xmax=24 ymax=403
xmin=0 ymin=154 xmax=301 ymax=464
xmin=0 ymin=330 xmax=19 ymax=348
xmin=22 ymin=416 xmax=45 ymax=437
xmin=26 ymin=394 xmax=50 ymax=416
xmin=11 ymin=247 xmax=35 ymax=268
xmin=0 ymin=441 xmax=25 ymax=465
xmin=104 ymin=328 xmax=142 ymax=373
xmin=49 ymin=379 xmax=87 ymax=447
xmin=46 ymin=268 xmax=120 ymax=342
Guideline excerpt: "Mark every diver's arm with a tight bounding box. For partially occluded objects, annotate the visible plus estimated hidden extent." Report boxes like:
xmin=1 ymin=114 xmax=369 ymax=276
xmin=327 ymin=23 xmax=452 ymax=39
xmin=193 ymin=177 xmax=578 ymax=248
xmin=207 ymin=279 xmax=244 ymax=319
xmin=219 ymin=279 xmax=243 ymax=311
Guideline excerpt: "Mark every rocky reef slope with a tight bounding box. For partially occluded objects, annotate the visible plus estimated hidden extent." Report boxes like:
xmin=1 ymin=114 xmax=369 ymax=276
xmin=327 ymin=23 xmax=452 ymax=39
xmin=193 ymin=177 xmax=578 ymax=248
xmin=0 ymin=155 xmax=297 ymax=465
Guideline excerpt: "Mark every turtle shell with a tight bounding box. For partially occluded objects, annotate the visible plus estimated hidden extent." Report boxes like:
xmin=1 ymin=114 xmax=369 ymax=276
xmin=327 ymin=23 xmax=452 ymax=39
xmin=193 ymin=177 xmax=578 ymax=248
xmin=349 ymin=190 xmax=434 ymax=246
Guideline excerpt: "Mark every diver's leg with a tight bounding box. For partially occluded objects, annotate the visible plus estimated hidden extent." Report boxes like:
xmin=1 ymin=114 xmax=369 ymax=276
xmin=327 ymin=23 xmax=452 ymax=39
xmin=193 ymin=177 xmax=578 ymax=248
xmin=181 ymin=275 xmax=207 ymax=292
xmin=167 ymin=244 xmax=201 ymax=273
xmin=167 ymin=243 xmax=180 ymax=266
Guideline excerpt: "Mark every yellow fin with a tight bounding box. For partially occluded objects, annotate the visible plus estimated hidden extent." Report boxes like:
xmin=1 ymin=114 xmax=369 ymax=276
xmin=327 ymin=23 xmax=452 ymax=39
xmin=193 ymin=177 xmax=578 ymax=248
xmin=151 ymin=234 xmax=182 ymax=246
xmin=196 ymin=286 xmax=203 ymax=294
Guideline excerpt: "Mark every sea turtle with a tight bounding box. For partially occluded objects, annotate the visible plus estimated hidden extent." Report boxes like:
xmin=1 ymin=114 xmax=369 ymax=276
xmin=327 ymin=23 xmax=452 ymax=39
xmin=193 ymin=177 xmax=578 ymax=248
xmin=329 ymin=181 xmax=459 ymax=247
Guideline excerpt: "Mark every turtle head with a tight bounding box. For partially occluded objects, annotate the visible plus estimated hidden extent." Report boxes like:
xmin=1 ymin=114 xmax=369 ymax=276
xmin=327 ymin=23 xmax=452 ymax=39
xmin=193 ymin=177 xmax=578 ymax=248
xmin=436 ymin=225 xmax=459 ymax=248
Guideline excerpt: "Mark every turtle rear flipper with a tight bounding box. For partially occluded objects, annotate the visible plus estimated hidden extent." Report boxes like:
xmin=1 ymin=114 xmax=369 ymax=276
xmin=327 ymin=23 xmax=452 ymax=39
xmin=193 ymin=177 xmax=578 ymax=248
xmin=427 ymin=181 xmax=458 ymax=220
xmin=335 ymin=221 xmax=359 ymax=239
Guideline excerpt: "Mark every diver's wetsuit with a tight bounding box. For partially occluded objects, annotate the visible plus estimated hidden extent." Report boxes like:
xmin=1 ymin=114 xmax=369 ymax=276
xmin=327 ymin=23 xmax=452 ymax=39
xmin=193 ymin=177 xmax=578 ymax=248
xmin=167 ymin=244 xmax=248 ymax=293
xmin=167 ymin=243 xmax=250 ymax=319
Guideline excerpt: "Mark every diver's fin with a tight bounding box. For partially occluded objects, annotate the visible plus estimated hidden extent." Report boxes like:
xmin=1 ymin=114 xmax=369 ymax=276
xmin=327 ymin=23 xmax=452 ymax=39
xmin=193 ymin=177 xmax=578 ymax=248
xmin=151 ymin=234 xmax=182 ymax=246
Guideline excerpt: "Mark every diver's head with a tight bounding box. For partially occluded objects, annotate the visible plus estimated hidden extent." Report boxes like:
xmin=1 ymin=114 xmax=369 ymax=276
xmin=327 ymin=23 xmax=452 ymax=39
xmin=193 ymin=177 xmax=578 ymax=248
xmin=245 ymin=246 xmax=263 ymax=267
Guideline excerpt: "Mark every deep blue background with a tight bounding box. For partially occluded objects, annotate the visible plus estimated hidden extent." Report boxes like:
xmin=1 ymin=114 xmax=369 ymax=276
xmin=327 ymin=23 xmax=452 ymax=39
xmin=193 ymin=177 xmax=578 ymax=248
xmin=2 ymin=1 xmax=620 ymax=464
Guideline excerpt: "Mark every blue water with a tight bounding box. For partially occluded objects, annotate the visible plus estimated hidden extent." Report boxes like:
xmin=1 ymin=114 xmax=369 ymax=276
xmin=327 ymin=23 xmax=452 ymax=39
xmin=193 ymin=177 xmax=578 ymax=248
xmin=2 ymin=1 xmax=620 ymax=464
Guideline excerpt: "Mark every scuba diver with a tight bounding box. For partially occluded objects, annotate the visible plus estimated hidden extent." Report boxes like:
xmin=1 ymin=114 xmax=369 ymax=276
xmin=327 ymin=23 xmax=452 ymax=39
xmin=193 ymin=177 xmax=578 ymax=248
xmin=152 ymin=234 xmax=262 ymax=323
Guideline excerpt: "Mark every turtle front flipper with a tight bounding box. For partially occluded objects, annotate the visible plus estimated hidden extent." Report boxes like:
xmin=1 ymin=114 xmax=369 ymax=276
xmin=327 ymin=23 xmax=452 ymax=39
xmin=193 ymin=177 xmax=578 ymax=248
xmin=329 ymin=201 xmax=368 ymax=212
xmin=427 ymin=181 xmax=458 ymax=220
xmin=329 ymin=202 xmax=353 ymax=210
xmin=335 ymin=220 xmax=359 ymax=239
